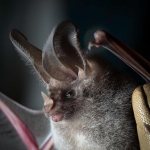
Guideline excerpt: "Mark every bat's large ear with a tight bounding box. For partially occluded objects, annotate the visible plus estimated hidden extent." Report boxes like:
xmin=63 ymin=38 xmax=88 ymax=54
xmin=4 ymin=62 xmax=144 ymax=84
xmin=9 ymin=30 xmax=50 ymax=84
xmin=42 ymin=21 xmax=86 ymax=81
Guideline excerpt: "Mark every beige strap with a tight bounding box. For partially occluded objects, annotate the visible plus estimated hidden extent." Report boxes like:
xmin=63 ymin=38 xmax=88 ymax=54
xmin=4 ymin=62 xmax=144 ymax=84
xmin=132 ymin=83 xmax=150 ymax=150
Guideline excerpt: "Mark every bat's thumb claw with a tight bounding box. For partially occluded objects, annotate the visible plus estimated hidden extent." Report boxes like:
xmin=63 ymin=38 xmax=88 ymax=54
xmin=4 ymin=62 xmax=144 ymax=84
xmin=88 ymin=30 xmax=106 ymax=50
xmin=88 ymin=41 xmax=101 ymax=50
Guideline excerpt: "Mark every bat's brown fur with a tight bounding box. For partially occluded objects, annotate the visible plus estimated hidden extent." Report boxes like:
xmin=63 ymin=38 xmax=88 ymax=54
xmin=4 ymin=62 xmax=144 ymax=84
xmin=49 ymin=56 xmax=139 ymax=150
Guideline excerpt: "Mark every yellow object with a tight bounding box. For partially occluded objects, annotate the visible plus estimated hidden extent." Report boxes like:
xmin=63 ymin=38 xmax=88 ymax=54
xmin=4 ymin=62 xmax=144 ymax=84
xmin=132 ymin=83 xmax=150 ymax=150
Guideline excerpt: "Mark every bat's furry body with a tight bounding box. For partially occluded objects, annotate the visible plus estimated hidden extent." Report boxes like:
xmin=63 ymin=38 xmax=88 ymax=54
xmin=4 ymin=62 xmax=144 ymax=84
xmin=8 ymin=21 xmax=145 ymax=150
xmin=50 ymin=57 xmax=139 ymax=150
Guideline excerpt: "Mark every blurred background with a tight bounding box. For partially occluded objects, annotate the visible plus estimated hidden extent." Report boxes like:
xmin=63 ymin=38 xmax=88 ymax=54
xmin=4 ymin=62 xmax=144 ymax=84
xmin=0 ymin=0 xmax=150 ymax=109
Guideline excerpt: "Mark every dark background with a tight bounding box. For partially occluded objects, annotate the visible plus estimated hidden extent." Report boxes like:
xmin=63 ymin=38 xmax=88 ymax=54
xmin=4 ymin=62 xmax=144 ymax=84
xmin=0 ymin=0 xmax=150 ymax=149
xmin=0 ymin=0 xmax=150 ymax=108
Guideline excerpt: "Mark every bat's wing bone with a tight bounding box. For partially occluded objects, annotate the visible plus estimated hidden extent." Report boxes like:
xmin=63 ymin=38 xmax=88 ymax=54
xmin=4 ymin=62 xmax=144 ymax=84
xmin=88 ymin=30 xmax=150 ymax=82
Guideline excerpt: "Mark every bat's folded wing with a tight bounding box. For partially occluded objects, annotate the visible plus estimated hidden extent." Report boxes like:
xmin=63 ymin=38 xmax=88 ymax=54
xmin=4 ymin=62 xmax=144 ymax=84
xmin=89 ymin=30 xmax=150 ymax=82
xmin=0 ymin=92 xmax=52 ymax=150
xmin=132 ymin=83 xmax=150 ymax=150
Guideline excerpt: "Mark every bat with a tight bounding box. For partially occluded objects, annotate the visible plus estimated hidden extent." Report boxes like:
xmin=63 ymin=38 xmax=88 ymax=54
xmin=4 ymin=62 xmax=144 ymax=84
xmin=0 ymin=21 xmax=150 ymax=150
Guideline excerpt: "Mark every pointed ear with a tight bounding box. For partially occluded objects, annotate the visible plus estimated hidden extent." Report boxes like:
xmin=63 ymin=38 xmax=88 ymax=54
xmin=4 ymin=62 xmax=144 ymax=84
xmin=42 ymin=21 xmax=87 ymax=81
xmin=9 ymin=29 xmax=50 ymax=84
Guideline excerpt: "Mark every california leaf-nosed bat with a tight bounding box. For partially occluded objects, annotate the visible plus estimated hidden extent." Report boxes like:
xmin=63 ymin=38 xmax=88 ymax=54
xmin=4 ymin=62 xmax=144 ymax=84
xmin=0 ymin=21 xmax=150 ymax=150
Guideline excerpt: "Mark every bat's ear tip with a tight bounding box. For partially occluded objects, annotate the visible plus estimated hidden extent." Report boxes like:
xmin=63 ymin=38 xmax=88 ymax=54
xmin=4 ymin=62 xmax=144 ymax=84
xmin=10 ymin=29 xmax=19 ymax=34
xmin=9 ymin=29 xmax=27 ymax=42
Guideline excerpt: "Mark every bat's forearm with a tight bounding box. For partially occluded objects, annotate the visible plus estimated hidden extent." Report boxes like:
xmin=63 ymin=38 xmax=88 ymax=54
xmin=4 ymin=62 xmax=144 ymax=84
xmin=89 ymin=30 xmax=150 ymax=82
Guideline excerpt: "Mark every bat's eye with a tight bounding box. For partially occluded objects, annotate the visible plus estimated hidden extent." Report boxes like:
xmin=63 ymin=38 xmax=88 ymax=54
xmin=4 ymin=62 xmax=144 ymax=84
xmin=64 ymin=89 xmax=76 ymax=100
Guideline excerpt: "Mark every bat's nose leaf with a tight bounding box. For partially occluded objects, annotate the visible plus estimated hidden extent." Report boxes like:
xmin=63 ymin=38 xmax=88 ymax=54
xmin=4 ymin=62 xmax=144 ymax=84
xmin=41 ymin=91 xmax=54 ymax=113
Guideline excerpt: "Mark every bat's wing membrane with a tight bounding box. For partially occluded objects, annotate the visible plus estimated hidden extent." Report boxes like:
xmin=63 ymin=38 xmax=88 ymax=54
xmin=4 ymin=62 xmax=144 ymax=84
xmin=0 ymin=92 xmax=51 ymax=150
xmin=0 ymin=108 xmax=27 ymax=150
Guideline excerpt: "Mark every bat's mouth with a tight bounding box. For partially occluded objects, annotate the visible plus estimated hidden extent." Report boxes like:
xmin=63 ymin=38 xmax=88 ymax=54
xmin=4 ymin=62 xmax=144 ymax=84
xmin=44 ymin=109 xmax=64 ymax=122
xmin=44 ymin=103 xmax=64 ymax=122
xmin=51 ymin=113 xmax=64 ymax=122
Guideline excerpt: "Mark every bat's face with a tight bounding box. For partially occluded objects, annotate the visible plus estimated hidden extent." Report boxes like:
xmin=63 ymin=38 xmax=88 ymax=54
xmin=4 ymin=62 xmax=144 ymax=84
xmin=9 ymin=21 xmax=115 ymax=123
xmin=45 ymin=80 xmax=80 ymax=122
xmin=43 ymin=70 xmax=94 ymax=122
xmin=42 ymin=57 xmax=110 ymax=122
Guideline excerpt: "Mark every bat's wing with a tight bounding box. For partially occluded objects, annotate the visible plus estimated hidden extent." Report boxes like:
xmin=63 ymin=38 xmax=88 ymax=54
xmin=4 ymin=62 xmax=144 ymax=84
xmin=0 ymin=92 xmax=53 ymax=150
xmin=88 ymin=30 xmax=150 ymax=82
xmin=132 ymin=83 xmax=150 ymax=150
xmin=0 ymin=96 xmax=38 ymax=150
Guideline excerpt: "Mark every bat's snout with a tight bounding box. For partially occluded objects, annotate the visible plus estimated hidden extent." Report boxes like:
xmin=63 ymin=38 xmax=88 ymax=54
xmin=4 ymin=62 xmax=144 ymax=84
xmin=41 ymin=91 xmax=64 ymax=122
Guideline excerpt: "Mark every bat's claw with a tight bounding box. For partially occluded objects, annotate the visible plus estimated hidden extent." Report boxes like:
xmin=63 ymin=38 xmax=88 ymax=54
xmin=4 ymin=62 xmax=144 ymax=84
xmin=88 ymin=30 xmax=107 ymax=50
xmin=88 ymin=41 xmax=101 ymax=50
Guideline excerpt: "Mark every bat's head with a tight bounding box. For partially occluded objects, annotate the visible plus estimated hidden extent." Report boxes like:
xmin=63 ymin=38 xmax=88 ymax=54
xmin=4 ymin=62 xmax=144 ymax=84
xmin=9 ymin=21 xmax=115 ymax=122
